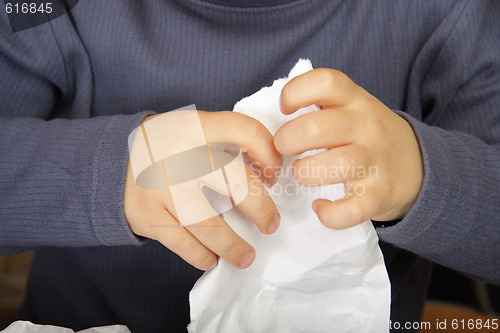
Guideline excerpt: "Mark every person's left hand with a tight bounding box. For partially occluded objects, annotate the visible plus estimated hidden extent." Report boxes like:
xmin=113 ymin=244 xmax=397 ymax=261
xmin=274 ymin=68 xmax=424 ymax=229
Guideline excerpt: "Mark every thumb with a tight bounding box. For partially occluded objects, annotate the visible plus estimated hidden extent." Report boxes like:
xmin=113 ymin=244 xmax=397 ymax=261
xmin=312 ymin=183 xmax=381 ymax=229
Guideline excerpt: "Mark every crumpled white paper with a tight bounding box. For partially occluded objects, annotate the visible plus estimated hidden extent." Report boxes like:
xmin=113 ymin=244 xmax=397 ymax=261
xmin=0 ymin=321 xmax=130 ymax=333
xmin=188 ymin=59 xmax=390 ymax=333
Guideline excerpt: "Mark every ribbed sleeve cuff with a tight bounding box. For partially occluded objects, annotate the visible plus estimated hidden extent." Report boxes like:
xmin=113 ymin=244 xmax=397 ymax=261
xmin=375 ymin=112 xmax=452 ymax=248
xmin=90 ymin=111 xmax=154 ymax=246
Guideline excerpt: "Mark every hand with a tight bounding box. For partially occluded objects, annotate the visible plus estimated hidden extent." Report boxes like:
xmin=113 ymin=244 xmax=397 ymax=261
xmin=124 ymin=111 xmax=282 ymax=270
xmin=274 ymin=68 xmax=424 ymax=229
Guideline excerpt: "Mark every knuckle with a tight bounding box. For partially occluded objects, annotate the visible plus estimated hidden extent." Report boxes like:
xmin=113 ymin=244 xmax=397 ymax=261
xmin=246 ymin=174 xmax=264 ymax=196
xmin=362 ymin=89 xmax=381 ymax=107
xmin=173 ymin=229 xmax=217 ymax=270
xmin=333 ymin=153 xmax=350 ymax=170
xmin=317 ymin=68 xmax=343 ymax=90
xmin=301 ymin=117 xmax=323 ymax=140
xmin=365 ymin=113 xmax=385 ymax=138
xmin=317 ymin=69 xmax=356 ymax=102
xmin=139 ymin=207 xmax=168 ymax=238
xmin=174 ymin=231 xmax=198 ymax=254
xmin=197 ymin=253 xmax=217 ymax=270
xmin=349 ymin=202 xmax=368 ymax=224
xmin=254 ymin=199 xmax=276 ymax=224
xmin=280 ymin=85 xmax=293 ymax=110
xmin=220 ymin=240 xmax=245 ymax=263
xmin=246 ymin=119 xmax=270 ymax=142
xmin=196 ymin=217 xmax=221 ymax=238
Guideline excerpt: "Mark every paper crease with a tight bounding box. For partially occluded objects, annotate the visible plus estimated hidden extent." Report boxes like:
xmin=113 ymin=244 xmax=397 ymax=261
xmin=188 ymin=59 xmax=390 ymax=333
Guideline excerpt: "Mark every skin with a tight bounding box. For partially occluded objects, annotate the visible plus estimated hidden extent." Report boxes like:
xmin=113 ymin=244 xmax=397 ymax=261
xmin=275 ymin=68 xmax=424 ymax=229
xmin=124 ymin=111 xmax=282 ymax=271
xmin=124 ymin=68 xmax=424 ymax=271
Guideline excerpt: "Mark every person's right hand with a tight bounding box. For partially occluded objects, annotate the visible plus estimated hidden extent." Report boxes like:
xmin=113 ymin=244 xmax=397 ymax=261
xmin=124 ymin=111 xmax=282 ymax=271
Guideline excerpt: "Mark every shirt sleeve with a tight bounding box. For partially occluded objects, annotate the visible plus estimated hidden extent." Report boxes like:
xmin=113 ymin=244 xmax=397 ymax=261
xmin=376 ymin=0 xmax=500 ymax=284
xmin=0 ymin=9 xmax=150 ymax=254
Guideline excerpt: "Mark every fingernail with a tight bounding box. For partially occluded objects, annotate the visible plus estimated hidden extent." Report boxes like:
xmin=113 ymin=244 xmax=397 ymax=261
xmin=268 ymin=169 xmax=280 ymax=186
xmin=238 ymin=247 xmax=255 ymax=269
xmin=268 ymin=176 xmax=278 ymax=187
xmin=273 ymin=136 xmax=281 ymax=154
xmin=267 ymin=212 xmax=281 ymax=234
xmin=207 ymin=258 xmax=218 ymax=271
xmin=312 ymin=202 xmax=318 ymax=214
xmin=279 ymin=95 xmax=285 ymax=114
xmin=264 ymin=172 xmax=278 ymax=187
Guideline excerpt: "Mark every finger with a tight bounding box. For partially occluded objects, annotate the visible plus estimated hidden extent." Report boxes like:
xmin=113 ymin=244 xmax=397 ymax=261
xmin=186 ymin=214 xmax=256 ymax=269
xmin=182 ymin=148 xmax=280 ymax=235
xmin=292 ymin=145 xmax=370 ymax=186
xmin=237 ymin=164 xmax=280 ymax=235
xmin=159 ymin=153 xmax=267 ymax=269
xmin=124 ymin=164 xmax=216 ymax=270
xmin=312 ymin=180 xmax=382 ymax=229
xmin=161 ymin=176 xmax=255 ymax=270
xmin=273 ymin=108 xmax=357 ymax=155
xmin=280 ymin=68 xmax=361 ymax=115
xmin=199 ymin=111 xmax=282 ymax=185
xmin=147 ymin=206 xmax=219 ymax=271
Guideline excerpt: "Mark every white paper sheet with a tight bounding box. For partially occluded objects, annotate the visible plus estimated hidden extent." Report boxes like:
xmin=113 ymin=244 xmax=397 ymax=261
xmin=188 ymin=59 xmax=390 ymax=333
xmin=0 ymin=321 xmax=130 ymax=333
